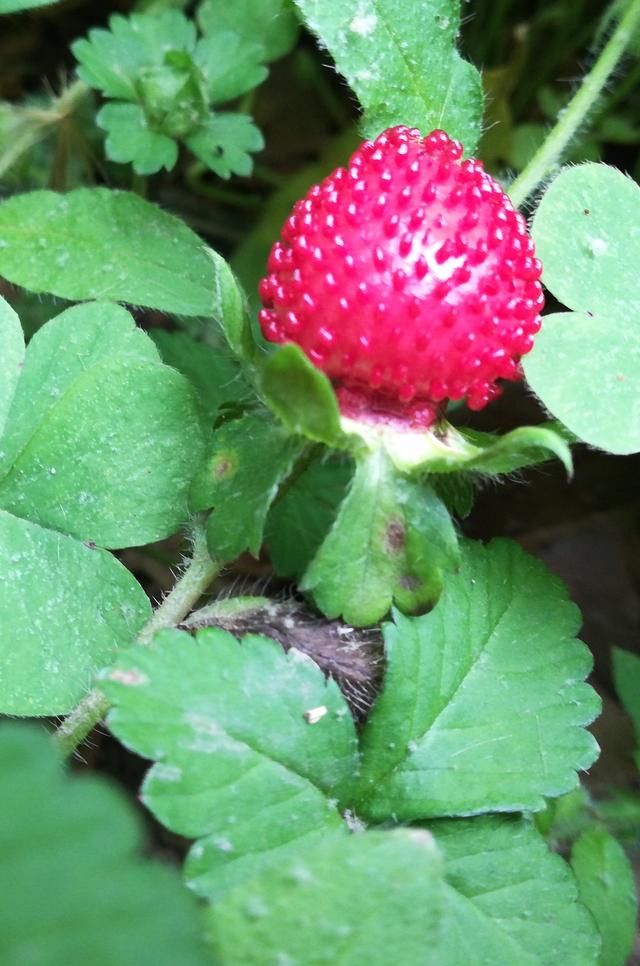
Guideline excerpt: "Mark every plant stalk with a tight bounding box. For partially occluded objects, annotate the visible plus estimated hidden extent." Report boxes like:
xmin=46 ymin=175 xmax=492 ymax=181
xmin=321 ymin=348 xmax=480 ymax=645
xmin=54 ymin=517 xmax=220 ymax=758
xmin=508 ymin=0 xmax=640 ymax=208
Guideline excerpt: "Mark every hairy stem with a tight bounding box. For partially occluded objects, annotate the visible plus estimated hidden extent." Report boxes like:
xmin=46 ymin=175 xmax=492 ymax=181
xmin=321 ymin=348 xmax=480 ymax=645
xmin=54 ymin=517 xmax=220 ymax=758
xmin=508 ymin=0 xmax=640 ymax=208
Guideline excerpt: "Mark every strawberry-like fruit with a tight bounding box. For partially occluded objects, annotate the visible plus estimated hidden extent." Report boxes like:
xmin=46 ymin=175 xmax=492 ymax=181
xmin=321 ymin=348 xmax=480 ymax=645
xmin=259 ymin=126 xmax=543 ymax=428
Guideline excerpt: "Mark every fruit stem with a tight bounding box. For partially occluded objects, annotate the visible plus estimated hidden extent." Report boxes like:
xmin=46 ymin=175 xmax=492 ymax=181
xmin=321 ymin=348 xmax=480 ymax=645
xmin=508 ymin=0 xmax=640 ymax=208
xmin=54 ymin=516 xmax=220 ymax=758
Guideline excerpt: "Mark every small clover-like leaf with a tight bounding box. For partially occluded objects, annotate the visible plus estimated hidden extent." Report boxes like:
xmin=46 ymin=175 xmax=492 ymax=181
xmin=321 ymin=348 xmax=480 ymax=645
xmin=197 ymin=0 xmax=299 ymax=63
xmin=103 ymin=627 xmax=358 ymax=900
xmin=354 ymin=538 xmax=600 ymax=818
xmin=194 ymin=31 xmax=268 ymax=104
xmin=186 ymin=113 xmax=264 ymax=179
xmin=0 ymin=725 xmax=209 ymax=966
xmin=97 ymin=102 xmax=178 ymax=175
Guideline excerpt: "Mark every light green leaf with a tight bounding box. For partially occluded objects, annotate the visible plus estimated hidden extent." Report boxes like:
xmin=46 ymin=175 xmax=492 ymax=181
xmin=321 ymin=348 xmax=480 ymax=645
xmin=354 ymin=539 xmax=600 ymax=819
xmin=197 ymin=0 xmax=299 ymax=62
xmin=0 ymin=295 xmax=24 ymax=439
xmin=612 ymin=647 xmax=640 ymax=768
xmin=207 ymin=246 xmax=255 ymax=361
xmin=432 ymin=816 xmax=601 ymax=966
xmin=0 ymin=188 xmax=216 ymax=316
xmin=293 ymin=0 xmax=483 ymax=151
xmin=0 ymin=510 xmax=150 ymax=715
xmin=0 ymin=0 xmax=59 ymax=11
xmin=103 ymin=627 xmax=358 ymax=900
xmin=571 ymin=827 xmax=636 ymax=966
xmin=302 ymin=449 xmax=459 ymax=626
xmin=208 ymin=829 xmax=444 ymax=964
xmin=0 ymin=725 xmax=209 ymax=966
xmin=97 ymin=102 xmax=178 ymax=175
xmin=194 ymin=31 xmax=267 ymax=104
xmin=526 ymin=164 xmax=640 ymax=454
xmin=186 ymin=113 xmax=264 ymax=179
xmin=190 ymin=411 xmax=303 ymax=561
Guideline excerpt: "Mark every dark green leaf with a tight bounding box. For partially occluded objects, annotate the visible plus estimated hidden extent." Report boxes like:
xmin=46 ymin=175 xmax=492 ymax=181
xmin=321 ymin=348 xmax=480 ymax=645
xmin=0 ymin=188 xmax=216 ymax=316
xmin=612 ymin=647 xmax=640 ymax=768
xmin=186 ymin=113 xmax=264 ymax=179
xmin=97 ymin=102 xmax=178 ymax=175
xmin=302 ymin=449 xmax=460 ymax=626
xmin=197 ymin=0 xmax=299 ymax=62
xmin=103 ymin=628 xmax=358 ymax=900
xmin=354 ymin=539 xmax=600 ymax=819
xmin=194 ymin=32 xmax=267 ymax=104
xmin=0 ymin=725 xmax=209 ymax=966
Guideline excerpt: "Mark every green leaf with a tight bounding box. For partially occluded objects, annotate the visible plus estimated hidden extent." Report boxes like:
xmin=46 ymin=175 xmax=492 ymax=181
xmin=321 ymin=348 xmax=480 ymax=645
xmin=571 ymin=827 xmax=636 ymax=966
xmin=266 ymin=455 xmax=353 ymax=578
xmin=526 ymin=164 xmax=640 ymax=454
xmin=186 ymin=113 xmax=264 ymax=179
xmin=97 ymin=102 xmax=178 ymax=175
xmin=0 ymin=295 xmax=24 ymax=439
xmin=194 ymin=32 xmax=268 ymax=104
xmin=0 ymin=188 xmax=216 ymax=316
xmin=0 ymin=303 xmax=206 ymax=548
xmin=151 ymin=330 xmax=251 ymax=423
xmin=197 ymin=0 xmax=300 ymax=62
xmin=0 ymin=725 xmax=209 ymax=966
xmin=207 ymin=246 xmax=255 ymax=361
xmin=612 ymin=647 xmax=640 ymax=768
xmin=190 ymin=411 xmax=303 ymax=561
xmin=0 ymin=0 xmax=59 ymax=12
xmin=207 ymin=828 xmax=444 ymax=965
xmin=461 ymin=424 xmax=574 ymax=476
xmin=432 ymin=816 xmax=601 ymax=966
xmin=302 ymin=449 xmax=460 ymax=626
xmin=261 ymin=343 xmax=348 ymax=447
xmin=354 ymin=539 xmax=600 ymax=819
xmin=0 ymin=510 xmax=150 ymax=715
xmin=103 ymin=627 xmax=358 ymax=900
xmin=293 ymin=0 xmax=483 ymax=151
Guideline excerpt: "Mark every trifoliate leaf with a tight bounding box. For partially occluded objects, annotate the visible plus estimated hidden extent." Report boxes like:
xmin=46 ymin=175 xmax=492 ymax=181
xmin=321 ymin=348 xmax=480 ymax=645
xmin=571 ymin=827 xmax=636 ymax=966
xmin=103 ymin=627 xmax=358 ymax=900
xmin=354 ymin=539 xmax=600 ymax=819
xmin=98 ymin=101 xmax=178 ymax=174
xmin=0 ymin=510 xmax=150 ymax=715
xmin=190 ymin=410 xmax=304 ymax=561
xmin=302 ymin=449 xmax=460 ymax=626
xmin=186 ymin=113 xmax=264 ymax=178
xmin=197 ymin=0 xmax=300 ymax=63
xmin=0 ymin=188 xmax=216 ymax=315
xmin=0 ymin=295 xmax=24 ymax=438
xmin=526 ymin=163 xmax=640 ymax=454
xmin=612 ymin=647 xmax=640 ymax=768
xmin=194 ymin=31 xmax=268 ymax=104
xmin=293 ymin=0 xmax=483 ymax=152
xmin=0 ymin=301 xmax=206 ymax=548
xmin=432 ymin=816 xmax=601 ymax=966
xmin=0 ymin=725 xmax=209 ymax=966
xmin=207 ymin=829 xmax=445 ymax=965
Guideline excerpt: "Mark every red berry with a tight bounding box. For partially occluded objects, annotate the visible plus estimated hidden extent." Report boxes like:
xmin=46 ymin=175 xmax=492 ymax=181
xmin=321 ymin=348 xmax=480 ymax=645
xmin=259 ymin=126 xmax=543 ymax=428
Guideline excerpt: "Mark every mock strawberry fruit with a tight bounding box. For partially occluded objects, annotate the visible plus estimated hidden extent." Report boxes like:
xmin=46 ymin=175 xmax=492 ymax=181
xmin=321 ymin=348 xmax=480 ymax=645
xmin=259 ymin=126 xmax=543 ymax=428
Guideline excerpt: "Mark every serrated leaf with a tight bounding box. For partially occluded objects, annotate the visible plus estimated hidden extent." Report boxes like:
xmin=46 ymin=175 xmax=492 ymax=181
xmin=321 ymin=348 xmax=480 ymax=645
xmin=0 ymin=188 xmax=216 ymax=316
xmin=266 ymin=455 xmax=353 ymax=578
xmin=197 ymin=0 xmax=299 ymax=63
xmin=302 ymin=449 xmax=460 ymax=626
xmin=97 ymin=102 xmax=178 ymax=175
xmin=0 ymin=510 xmax=150 ymax=714
xmin=207 ymin=829 xmax=444 ymax=965
xmin=151 ymin=330 xmax=251 ymax=423
xmin=432 ymin=816 xmax=601 ymax=966
xmin=0 ymin=303 xmax=206 ymax=548
xmin=190 ymin=410 xmax=303 ymax=561
xmin=0 ymin=295 xmax=24 ymax=438
xmin=194 ymin=31 xmax=268 ymax=104
xmin=612 ymin=647 xmax=640 ymax=768
xmin=354 ymin=539 xmax=600 ymax=819
xmin=103 ymin=627 xmax=358 ymax=900
xmin=0 ymin=725 xmax=208 ymax=966
xmin=186 ymin=113 xmax=264 ymax=179
xmin=261 ymin=343 xmax=349 ymax=447
xmin=571 ymin=827 xmax=636 ymax=966
xmin=293 ymin=0 xmax=483 ymax=151
xmin=526 ymin=164 xmax=640 ymax=454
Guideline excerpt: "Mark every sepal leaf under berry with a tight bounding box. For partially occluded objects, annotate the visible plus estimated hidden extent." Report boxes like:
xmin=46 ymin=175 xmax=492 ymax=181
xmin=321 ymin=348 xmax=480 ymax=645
xmin=525 ymin=163 xmax=640 ymax=455
xmin=301 ymin=448 xmax=460 ymax=626
xmin=102 ymin=627 xmax=358 ymax=901
xmin=353 ymin=539 xmax=600 ymax=819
